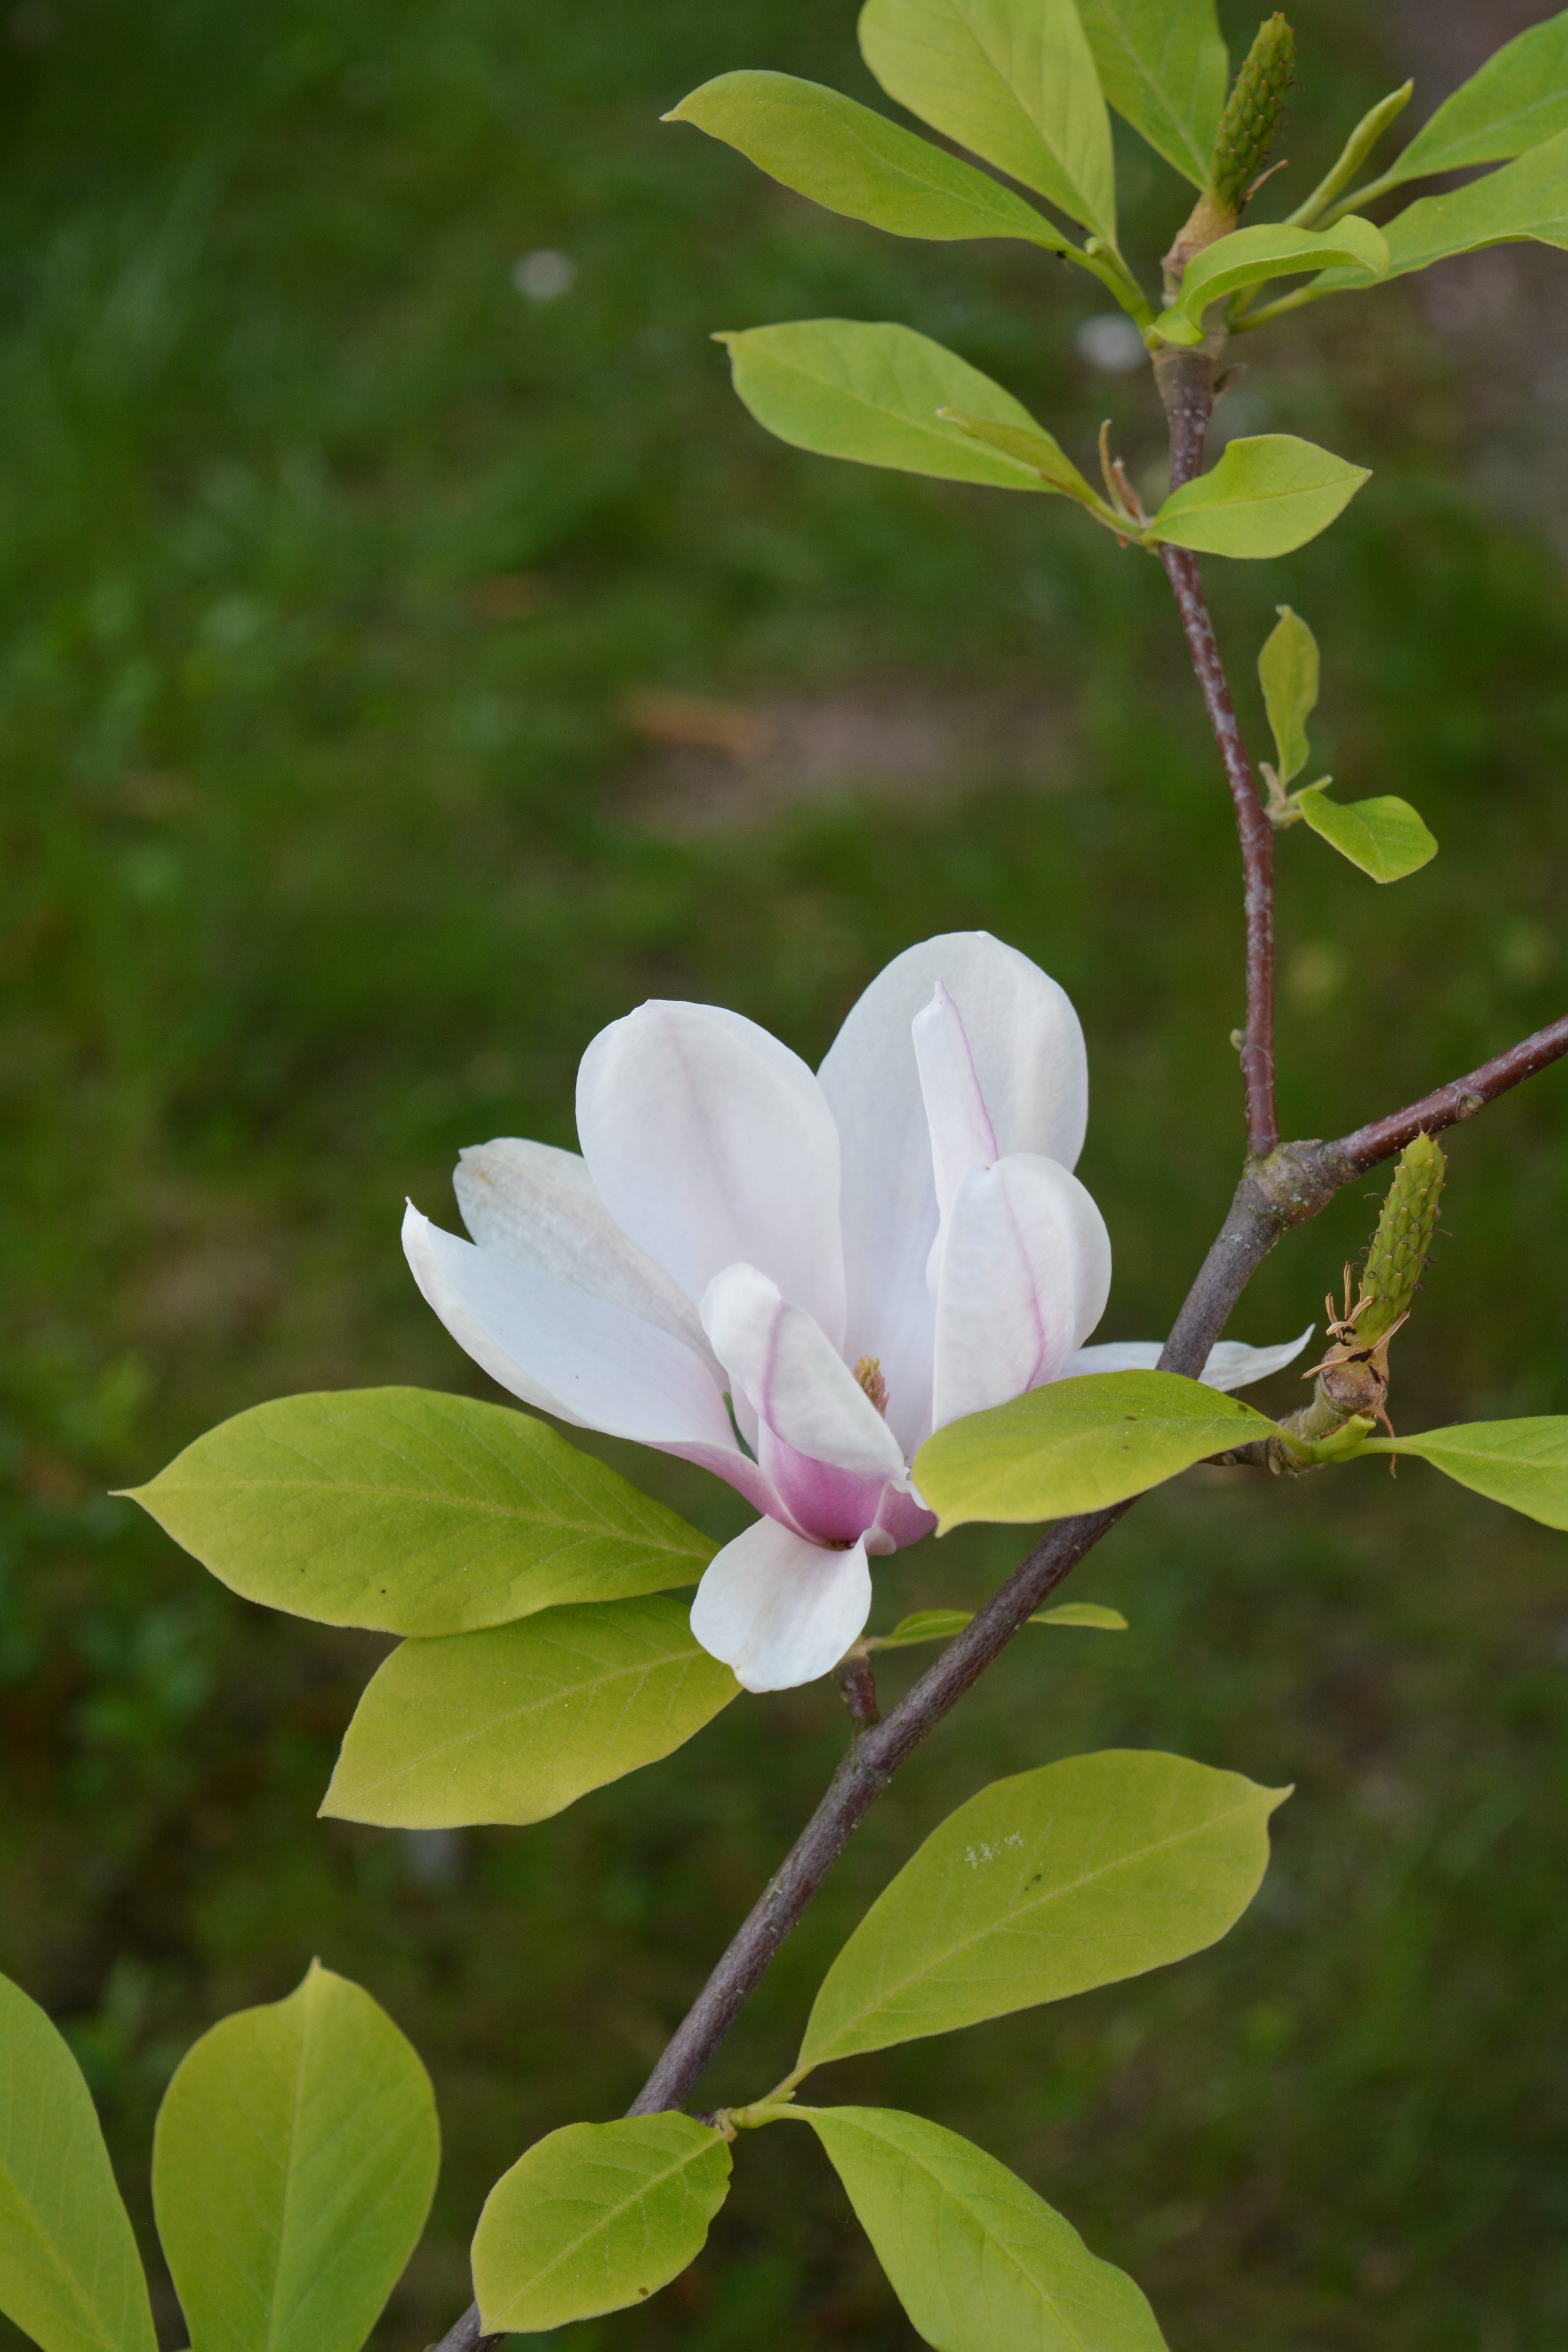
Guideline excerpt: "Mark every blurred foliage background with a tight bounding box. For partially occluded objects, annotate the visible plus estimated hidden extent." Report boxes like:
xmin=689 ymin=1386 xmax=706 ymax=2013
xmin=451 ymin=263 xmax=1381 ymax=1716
xmin=2 ymin=0 xmax=1567 ymax=2345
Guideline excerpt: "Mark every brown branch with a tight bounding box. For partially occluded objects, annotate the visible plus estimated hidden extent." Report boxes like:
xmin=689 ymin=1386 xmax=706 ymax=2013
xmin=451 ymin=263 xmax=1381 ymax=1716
xmin=1152 ymin=347 xmax=1278 ymax=1158
xmin=1330 ymin=1013 xmax=1568 ymax=1173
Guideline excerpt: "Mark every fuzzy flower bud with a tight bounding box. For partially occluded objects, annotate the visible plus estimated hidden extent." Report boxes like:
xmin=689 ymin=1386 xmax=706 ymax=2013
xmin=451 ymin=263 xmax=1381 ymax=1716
xmin=1357 ymin=1132 xmax=1445 ymax=1343
xmin=1210 ymin=15 xmax=1296 ymax=215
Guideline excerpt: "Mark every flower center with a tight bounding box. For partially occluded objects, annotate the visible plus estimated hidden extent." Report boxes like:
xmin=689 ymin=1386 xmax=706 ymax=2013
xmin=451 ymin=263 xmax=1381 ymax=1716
xmin=852 ymin=1355 xmax=889 ymax=1416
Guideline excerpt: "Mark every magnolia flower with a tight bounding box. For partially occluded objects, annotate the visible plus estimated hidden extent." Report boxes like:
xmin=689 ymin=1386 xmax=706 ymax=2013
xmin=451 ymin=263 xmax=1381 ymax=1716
xmin=404 ymin=933 xmax=1308 ymax=1693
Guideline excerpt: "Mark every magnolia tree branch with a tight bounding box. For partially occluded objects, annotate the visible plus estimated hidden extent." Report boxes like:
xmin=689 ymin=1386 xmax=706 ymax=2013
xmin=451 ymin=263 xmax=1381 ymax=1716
xmin=1152 ymin=345 xmax=1279 ymax=1157
xmin=430 ymin=1015 xmax=1568 ymax=2352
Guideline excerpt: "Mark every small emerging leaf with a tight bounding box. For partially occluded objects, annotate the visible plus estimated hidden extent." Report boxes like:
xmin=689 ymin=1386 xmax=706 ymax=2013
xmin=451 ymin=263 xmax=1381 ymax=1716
xmin=1296 ymin=786 xmax=1437 ymax=882
xmin=152 ymin=1962 xmax=439 ymax=2352
xmin=867 ymin=1602 xmax=1127 ymax=1649
xmin=472 ymin=2116 xmax=731 ymax=2334
xmin=1147 ymin=435 xmax=1371 ymax=559
xmin=1364 ymin=1417 xmax=1568 ymax=1528
xmin=666 ymin=72 xmax=1071 ymax=250
xmin=800 ymin=2106 xmax=1169 ymax=2352
xmin=1076 ymin=0 xmax=1227 ymax=188
xmin=1153 ymin=216 xmax=1387 ymax=340
xmin=859 ymin=0 xmax=1117 ymax=242
xmin=321 ymin=1596 xmax=739 ymax=1828
xmin=1258 ymin=604 xmax=1318 ymax=785
xmin=797 ymin=1749 xmax=1289 ymax=2069
xmin=0 ymin=1973 xmax=156 ymax=2352
xmin=1381 ymin=9 xmax=1568 ymax=184
xmin=122 ymin=1387 xmax=713 ymax=1636
xmin=914 ymin=1368 xmax=1277 ymax=1532
xmin=1317 ymin=125 xmax=1568 ymax=289
xmin=719 ymin=318 xmax=1054 ymax=490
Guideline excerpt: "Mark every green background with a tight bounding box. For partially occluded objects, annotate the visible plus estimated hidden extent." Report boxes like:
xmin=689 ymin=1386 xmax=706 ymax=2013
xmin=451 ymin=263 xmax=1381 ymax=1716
xmin=3 ymin=0 xmax=1566 ymax=2346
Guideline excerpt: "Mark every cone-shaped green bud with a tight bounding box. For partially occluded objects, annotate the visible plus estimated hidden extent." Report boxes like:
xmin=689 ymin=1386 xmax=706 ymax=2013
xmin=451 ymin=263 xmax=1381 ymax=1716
xmin=1210 ymin=14 xmax=1296 ymax=216
xmin=1358 ymin=1132 xmax=1445 ymax=1343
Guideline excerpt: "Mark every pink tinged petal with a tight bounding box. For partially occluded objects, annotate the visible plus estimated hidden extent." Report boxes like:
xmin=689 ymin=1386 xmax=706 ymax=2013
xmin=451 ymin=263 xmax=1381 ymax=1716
xmin=930 ymin=1154 xmax=1113 ymax=1431
xmin=867 ymin=1484 xmax=938 ymax=1554
xmin=914 ymin=982 xmax=998 ymax=1298
xmin=819 ymin=932 xmax=1089 ymax=1456
xmin=1058 ymin=1327 xmax=1314 ymax=1391
xmin=453 ymin=1136 xmax=713 ymax=1362
xmin=702 ymin=1264 xmax=906 ymax=1481
xmin=690 ymin=1520 xmax=873 ymax=1691
xmin=576 ymin=1000 xmax=846 ymax=1344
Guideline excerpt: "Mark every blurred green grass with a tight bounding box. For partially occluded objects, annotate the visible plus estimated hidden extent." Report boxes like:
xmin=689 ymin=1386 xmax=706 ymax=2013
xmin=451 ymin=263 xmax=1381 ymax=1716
xmin=2 ymin=0 xmax=1567 ymax=2345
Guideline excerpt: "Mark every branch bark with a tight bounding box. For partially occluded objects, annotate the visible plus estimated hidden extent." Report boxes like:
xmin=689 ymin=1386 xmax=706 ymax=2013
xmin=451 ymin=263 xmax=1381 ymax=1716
xmin=1152 ymin=345 xmax=1278 ymax=1157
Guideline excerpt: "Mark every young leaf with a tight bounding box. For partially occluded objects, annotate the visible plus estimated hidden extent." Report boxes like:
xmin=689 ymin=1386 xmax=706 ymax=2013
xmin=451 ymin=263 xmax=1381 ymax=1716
xmin=867 ymin=1602 xmax=1127 ymax=1649
xmin=719 ymin=319 xmax=1054 ymax=490
xmin=121 ymin=1386 xmax=713 ymax=1637
xmin=1363 ymin=1417 xmax=1568 ymax=1528
xmin=1258 ymin=604 xmax=1318 ymax=785
xmin=1379 ymin=9 xmax=1568 ymax=184
xmin=1146 ymin=434 xmax=1371 ymax=559
xmin=1314 ymin=126 xmax=1568 ymax=290
xmin=320 ymin=1595 xmax=739 ymax=1828
xmin=799 ymin=2106 xmax=1168 ymax=2352
xmin=666 ymin=72 xmax=1072 ymax=250
xmin=913 ymin=1368 xmax=1277 ymax=1532
xmin=151 ymin=1961 xmax=439 ymax=2352
xmin=1152 ymin=216 xmax=1387 ymax=339
xmin=0 ymin=1973 xmax=156 ymax=2352
xmin=797 ymin=1749 xmax=1288 ymax=2069
xmin=1076 ymin=0 xmax=1227 ymax=189
xmin=858 ymin=0 xmax=1117 ymax=242
xmin=1295 ymin=787 xmax=1437 ymax=882
xmin=471 ymin=2116 xmax=731 ymax=2334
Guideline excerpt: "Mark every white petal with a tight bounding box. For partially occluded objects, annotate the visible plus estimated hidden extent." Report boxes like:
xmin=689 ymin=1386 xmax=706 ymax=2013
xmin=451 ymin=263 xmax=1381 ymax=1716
xmin=1059 ymin=1326 xmax=1315 ymax=1392
xmin=819 ymin=932 xmax=1088 ymax=1456
xmin=454 ymin=1137 xmax=713 ymax=1359
xmin=913 ymin=981 xmax=997 ymax=1235
xmin=577 ymin=1000 xmax=846 ymax=1345
xmin=931 ymin=1154 xmax=1112 ymax=1430
xmin=1198 ymin=1326 xmax=1316 ymax=1391
xmin=690 ymin=1519 xmax=872 ymax=1691
xmin=701 ymin=1263 xmax=906 ymax=1482
xmin=405 ymin=1203 xmax=733 ymax=1449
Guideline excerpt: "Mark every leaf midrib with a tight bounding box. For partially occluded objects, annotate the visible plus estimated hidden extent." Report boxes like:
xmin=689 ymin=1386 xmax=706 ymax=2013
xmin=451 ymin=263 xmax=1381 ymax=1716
xmin=490 ymin=2137 xmax=716 ymax=2323
xmin=149 ymin=1473 xmax=701 ymax=1551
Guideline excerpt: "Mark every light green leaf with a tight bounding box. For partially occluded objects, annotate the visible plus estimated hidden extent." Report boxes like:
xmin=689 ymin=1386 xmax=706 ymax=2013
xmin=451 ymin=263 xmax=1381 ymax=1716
xmin=719 ymin=319 xmax=1056 ymax=490
xmin=0 ymin=1974 xmax=156 ymax=2352
xmin=321 ymin=1596 xmax=739 ymax=1828
xmin=797 ymin=1749 xmax=1287 ymax=2069
xmin=913 ymin=1369 xmax=1277 ymax=1532
xmin=1153 ymin=216 xmax=1387 ymax=339
xmin=1146 ymin=434 xmax=1370 ymax=559
xmin=471 ymin=2116 xmax=731 ymax=2334
xmin=1315 ymin=126 xmax=1568 ymax=292
xmin=858 ymin=0 xmax=1117 ymax=241
xmin=1384 ymin=10 xmax=1568 ymax=183
xmin=1364 ymin=1417 xmax=1568 ymax=1528
xmin=151 ymin=1962 xmax=438 ymax=2352
xmin=666 ymin=72 xmax=1071 ymax=250
xmin=1287 ymin=82 xmax=1412 ymax=229
xmin=867 ymin=1602 xmax=1127 ymax=1650
xmin=935 ymin=408 xmax=1111 ymax=512
xmin=1076 ymin=0 xmax=1226 ymax=187
xmin=1258 ymin=603 xmax=1318 ymax=785
xmin=121 ymin=1387 xmax=713 ymax=1637
xmin=799 ymin=2107 xmax=1167 ymax=2352
xmin=1295 ymin=786 xmax=1437 ymax=882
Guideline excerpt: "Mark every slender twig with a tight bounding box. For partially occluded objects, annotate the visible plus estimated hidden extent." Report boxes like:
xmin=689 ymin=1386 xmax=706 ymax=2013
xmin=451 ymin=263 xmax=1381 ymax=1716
xmin=1152 ymin=345 xmax=1278 ymax=1158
